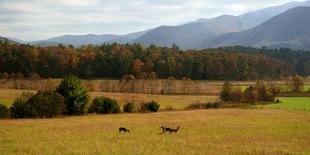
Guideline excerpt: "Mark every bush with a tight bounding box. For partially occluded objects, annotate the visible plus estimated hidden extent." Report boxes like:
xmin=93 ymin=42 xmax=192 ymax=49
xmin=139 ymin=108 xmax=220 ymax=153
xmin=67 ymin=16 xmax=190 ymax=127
xmin=123 ymin=102 xmax=135 ymax=113
xmin=56 ymin=74 xmax=90 ymax=115
xmin=186 ymin=102 xmax=221 ymax=110
xmin=243 ymin=87 xmax=257 ymax=104
xmin=10 ymin=93 xmax=34 ymax=118
xmin=90 ymin=97 xmax=120 ymax=114
xmin=26 ymin=92 xmax=65 ymax=118
xmin=0 ymin=104 xmax=10 ymax=119
xmin=140 ymin=101 xmax=160 ymax=112
xmin=220 ymin=81 xmax=233 ymax=102
xmin=10 ymin=92 xmax=65 ymax=118
xmin=291 ymin=76 xmax=304 ymax=92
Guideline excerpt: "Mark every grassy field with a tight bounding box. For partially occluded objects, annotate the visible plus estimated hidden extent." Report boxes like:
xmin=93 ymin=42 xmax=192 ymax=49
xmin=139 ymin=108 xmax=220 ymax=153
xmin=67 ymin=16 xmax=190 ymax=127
xmin=256 ymin=97 xmax=310 ymax=111
xmin=0 ymin=109 xmax=309 ymax=154
xmin=91 ymin=92 xmax=219 ymax=110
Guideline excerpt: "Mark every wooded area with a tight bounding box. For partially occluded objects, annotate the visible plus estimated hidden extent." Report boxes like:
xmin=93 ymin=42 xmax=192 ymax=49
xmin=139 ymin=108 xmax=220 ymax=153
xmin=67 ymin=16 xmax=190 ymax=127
xmin=0 ymin=42 xmax=309 ymax=80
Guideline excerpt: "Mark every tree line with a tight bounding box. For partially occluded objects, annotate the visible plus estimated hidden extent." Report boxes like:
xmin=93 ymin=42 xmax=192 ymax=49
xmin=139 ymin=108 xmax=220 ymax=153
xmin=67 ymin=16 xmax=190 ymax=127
xmin=0 ymin=41 xmax=309 ymax=80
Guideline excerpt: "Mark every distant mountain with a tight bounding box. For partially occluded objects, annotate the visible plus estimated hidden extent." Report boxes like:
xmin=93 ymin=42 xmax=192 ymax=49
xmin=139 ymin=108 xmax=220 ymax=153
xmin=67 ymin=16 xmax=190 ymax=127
xmin=132 ymin=0 xmax=310 ymax=49
xmin=32 ymin=29 xmax=151 ymax=47
xmin=132 ymin=15 xmax=247 ymax=49
xmin=7 ymin=37 xmax=27 ymax=44
xmin=32 ymin=34 xmax=120 ymax=47
xmin=23 ymin=0 xmax=310 ymax=49
xmin=0 ymin=36 xmax=19 ymax=44
xmin=201 ymin=7 xmax=310 ymax=50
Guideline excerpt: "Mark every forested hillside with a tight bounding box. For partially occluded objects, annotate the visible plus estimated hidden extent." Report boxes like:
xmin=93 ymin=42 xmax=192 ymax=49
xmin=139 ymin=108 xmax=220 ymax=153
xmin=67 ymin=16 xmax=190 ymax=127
xmin=0 ymin=42 xmax=309 ymax=80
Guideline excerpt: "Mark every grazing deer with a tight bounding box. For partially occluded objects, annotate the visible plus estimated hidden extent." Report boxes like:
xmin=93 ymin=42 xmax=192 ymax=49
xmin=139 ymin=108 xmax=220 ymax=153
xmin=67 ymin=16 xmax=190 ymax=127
xmin=161 ymin=125 xmax=171 ymax=133
xmin=166 ymin=126 xmax=180 ymax=133
xmin=119 ymin=127 xmax=130 ymax=133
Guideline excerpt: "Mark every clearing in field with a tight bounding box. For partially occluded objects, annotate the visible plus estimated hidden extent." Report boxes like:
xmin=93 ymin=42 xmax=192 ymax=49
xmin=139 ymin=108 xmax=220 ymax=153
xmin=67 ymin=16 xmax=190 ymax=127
xmin=0 ymin=109 xmax=309 ymax=154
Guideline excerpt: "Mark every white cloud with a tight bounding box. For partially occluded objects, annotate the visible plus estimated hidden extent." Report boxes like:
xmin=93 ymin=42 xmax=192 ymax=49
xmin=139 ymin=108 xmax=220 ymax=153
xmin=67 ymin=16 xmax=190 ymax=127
xmin=0 ymin=0 xmax=306 ymax=41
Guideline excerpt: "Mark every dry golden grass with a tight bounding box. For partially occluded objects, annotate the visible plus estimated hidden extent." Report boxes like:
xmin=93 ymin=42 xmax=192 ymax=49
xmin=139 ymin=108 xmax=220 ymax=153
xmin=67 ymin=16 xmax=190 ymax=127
xmin=90 ymin=92 xmax=219 ymax=110
xmin=0 ymin=109 xmax=309 ymax=154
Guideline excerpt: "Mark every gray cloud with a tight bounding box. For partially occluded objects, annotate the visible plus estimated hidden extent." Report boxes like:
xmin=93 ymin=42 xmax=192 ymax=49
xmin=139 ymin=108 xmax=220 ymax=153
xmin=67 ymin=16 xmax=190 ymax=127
xmin=0 ymin=0 xmax=305 ymax=41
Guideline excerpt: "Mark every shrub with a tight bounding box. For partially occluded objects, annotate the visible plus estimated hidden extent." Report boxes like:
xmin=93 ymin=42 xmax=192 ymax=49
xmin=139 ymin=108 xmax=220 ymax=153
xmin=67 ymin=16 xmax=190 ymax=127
xmin=90 ymin=97 xmax=120 ymax=114
xmin=140 ymin=101 xmax=160 ymax=112
xmin=220 ymin=81 xmax=233 ymax=102
xmin=231 ymin=87 xmax=243 ymax=102
xmin=10 ymin=93 xmax=34 ymax=118
xmin=26 ymin=91 xmax=65 ymax=118
xmin=56 ymin=74 xmax=90 ymax=115
xmin=10 ymin=92 xmax=65 ymax=118
xmin=123 ymin=102 xmax=135 ymax=113
xmin=186 ymin=102 xmax=221 ymax=110
xmin=0 ymin=104 xmax=10 ymax=119
xmin=243 ymin=87 xmax=257 ymax=104
xmin=291 ymin=76 xmax=304 ymax=92
xmin=213 ymin=102 xmax=221 ymax=109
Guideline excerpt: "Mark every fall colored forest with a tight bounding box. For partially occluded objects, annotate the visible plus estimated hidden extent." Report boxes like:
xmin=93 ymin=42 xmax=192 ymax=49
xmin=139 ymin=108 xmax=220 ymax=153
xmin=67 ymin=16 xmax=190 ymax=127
xmin=0 ymin=41 xmax=309 ymax=80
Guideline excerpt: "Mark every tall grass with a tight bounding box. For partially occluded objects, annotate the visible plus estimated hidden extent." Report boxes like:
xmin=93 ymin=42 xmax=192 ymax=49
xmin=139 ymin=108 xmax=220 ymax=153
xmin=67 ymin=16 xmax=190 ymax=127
xmin=0 ymin=109 xmax=309 ymax=154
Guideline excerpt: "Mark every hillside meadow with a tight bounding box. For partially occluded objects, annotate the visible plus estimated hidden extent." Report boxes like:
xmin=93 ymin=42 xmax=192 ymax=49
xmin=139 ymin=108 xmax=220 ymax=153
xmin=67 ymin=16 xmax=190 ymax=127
xmin=0 ymin=109 xmax=309 ymax=154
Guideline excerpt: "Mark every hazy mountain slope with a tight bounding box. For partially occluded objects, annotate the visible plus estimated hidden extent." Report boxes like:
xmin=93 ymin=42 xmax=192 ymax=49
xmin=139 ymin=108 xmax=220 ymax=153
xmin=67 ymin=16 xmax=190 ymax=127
xmin=133 ymin=0 xmax=310 ymax=49
xmin=202 ymin=7 xmax=310 ymax=50
xmin=30 ymin=0 xmax=310 ymax=48
xmin=32 ymin=34 xmax=120 ymax=47
xmin=132 ymin=15 xmax=246 ymax=49
xmin=32 ymin=29 xmax=152 ymax=47
xmin=0 ymin=36 xmax=19 ymax=44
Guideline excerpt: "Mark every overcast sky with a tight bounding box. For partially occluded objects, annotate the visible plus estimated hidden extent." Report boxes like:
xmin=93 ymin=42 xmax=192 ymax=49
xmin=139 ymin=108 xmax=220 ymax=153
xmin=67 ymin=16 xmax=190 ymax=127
xmin=0 ymin=0 xmax=305 ymax=41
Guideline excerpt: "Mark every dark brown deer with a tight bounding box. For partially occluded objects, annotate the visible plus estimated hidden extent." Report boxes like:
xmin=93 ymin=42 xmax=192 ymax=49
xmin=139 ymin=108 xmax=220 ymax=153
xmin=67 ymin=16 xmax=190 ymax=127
xmin=119 ymin=127 xmax=130 ymax=133
xmin=161 ymin=125 xmax=172 ymax=133
xmin=166 ymin=126 xmax=180 ymax=133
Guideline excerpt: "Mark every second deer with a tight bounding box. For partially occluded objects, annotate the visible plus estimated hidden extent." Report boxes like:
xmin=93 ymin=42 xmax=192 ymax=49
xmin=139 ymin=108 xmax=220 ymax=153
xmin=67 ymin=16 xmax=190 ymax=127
xmin=161 ymin=126 xmax=180 ymax=133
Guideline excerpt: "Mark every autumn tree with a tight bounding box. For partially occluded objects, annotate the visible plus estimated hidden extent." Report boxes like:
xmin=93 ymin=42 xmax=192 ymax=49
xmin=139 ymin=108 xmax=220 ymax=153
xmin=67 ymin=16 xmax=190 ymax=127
xmin=243 ymin=87 xmax=257 ymax=104
xmin=220 ymin=81 xmax=233 ymax=102
xmin=132 ymin=59 xmax=144 ymax=78
xmin=291 ymin=76 xmax=304 ymax=92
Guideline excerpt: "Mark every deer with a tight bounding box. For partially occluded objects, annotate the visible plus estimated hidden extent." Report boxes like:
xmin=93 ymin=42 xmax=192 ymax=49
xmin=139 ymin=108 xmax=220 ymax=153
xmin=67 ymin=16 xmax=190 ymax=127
xmin=119 ymin=127 xmax=130 ymax=133
xmin=166 ymin=126 xmax=180 ymax=133
xmin=161 ymin=125 xmax=171 ymax=133
xmin=161 ymin=125 xmax=180 ymax=133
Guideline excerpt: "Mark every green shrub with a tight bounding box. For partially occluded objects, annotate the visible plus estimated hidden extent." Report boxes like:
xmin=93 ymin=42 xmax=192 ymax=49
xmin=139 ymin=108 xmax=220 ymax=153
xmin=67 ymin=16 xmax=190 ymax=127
xmin=26 ymin=91 xmax=65 ymax=118
xmin=10 ymin=92 xmax=65 ymax=118
xmin=90 ymin=97 xmax=120 ymax=114
xmin=140 ymin=101 xmax=160 ymax=112
xmin=213 ymin=102 xmax=221 ymax=109
xmin=56 ymin=74 xmax=90 ymax=115
xmin=186 ymin=102 xmax=220 ymax=110
xmin=88 ymin=102 xmax=96 ymax=113
xmin=123 ymin=102 xmax=135 ymax=113
xmin=0 ymin=104 xmax=10 ymax=119
xmin=10 ymin=93 xmax=34 ymax=118
xmin=220 ymin=81 xmax=233 ymax=102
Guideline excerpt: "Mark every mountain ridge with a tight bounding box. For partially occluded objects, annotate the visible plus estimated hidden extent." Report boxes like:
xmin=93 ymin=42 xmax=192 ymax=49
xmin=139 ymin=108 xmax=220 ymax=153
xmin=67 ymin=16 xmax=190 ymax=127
xmin=201 ymin=6 xmax=310 ymax=50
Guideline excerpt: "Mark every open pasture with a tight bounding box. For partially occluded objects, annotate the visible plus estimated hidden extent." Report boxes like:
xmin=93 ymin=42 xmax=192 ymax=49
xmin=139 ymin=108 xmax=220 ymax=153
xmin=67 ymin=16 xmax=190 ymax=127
xmin=256 ymin=97 xmax=310 ymax=111
xmin=0 ymin=109 xmax=309 ymax=154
